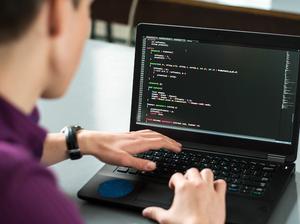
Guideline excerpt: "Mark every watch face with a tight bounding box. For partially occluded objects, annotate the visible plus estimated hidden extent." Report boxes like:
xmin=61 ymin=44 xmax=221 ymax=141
xmin=61 ymin=125 xmax=83 ymax=133
xmin=60 ymin=126 xmax=68 ymax=134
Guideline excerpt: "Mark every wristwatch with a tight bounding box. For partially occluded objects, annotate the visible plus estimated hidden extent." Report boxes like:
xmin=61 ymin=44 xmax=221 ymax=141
xmin=61 ymin=125 xmax=83 ymax=160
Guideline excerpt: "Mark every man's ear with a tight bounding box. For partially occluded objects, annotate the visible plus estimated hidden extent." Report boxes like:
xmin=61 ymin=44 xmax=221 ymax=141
xmin=47 ymin=0 xmax=66 ymax=37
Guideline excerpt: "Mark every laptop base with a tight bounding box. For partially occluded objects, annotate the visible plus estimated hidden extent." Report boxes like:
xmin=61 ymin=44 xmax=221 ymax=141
xmin=78 ymin=162 xmax=295 ymax=224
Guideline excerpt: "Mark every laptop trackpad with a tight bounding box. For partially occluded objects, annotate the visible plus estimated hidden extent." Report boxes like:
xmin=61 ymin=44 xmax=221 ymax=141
xmin=135 ymin=182 xmax=173 ymax=208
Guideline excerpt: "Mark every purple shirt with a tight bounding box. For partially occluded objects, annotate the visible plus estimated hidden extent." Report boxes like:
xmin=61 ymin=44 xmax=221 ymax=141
xmin=0 ymin=97 xmax=84 ymax=224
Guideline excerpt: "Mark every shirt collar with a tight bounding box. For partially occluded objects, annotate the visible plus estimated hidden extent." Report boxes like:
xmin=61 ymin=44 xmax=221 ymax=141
xmin=0 ymin=97 xmax=47 ymax=159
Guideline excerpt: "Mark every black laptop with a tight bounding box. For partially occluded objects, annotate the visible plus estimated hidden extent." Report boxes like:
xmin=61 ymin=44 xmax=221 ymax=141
xmin=78 ymin=23 xmax=300 ymax=224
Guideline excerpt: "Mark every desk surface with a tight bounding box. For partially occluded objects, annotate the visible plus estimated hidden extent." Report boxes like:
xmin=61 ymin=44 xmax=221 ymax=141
xmin=39 ymin=40 xmax=300 ymax=224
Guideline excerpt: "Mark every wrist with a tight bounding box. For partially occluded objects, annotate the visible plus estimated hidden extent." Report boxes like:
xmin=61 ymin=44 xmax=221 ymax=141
xmin=77 ymin=130 xmax=109 ymax=159
xmin=77 ymin=130 xmax=95 ymax=156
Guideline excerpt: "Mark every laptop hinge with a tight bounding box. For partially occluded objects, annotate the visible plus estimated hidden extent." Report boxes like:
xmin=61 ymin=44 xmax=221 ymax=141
xmin=267 ymin=154 xmax=286 ymax=163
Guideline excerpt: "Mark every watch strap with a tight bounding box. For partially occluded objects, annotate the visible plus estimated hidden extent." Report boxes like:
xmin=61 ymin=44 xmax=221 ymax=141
xmin=62 ymin=125 xmax=83 ymax=160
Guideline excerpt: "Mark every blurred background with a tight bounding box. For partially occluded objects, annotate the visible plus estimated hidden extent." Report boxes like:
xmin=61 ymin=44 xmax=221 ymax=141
xmin=90 ymin=0 xmax=300 ymax=45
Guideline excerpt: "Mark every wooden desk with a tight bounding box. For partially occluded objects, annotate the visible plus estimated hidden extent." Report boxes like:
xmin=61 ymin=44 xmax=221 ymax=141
xmin=39 ymin=40 xmax=300 ymax=224
xmin=91 ymin=0 xmax=300 ymax=36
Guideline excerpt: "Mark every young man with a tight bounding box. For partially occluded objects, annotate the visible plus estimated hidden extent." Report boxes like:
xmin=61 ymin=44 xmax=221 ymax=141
xmin=0 ymin=0 xmax=226 ymax=223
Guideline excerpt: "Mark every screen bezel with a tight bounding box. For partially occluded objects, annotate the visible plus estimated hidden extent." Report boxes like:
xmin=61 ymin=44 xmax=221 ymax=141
xmin=130 ymin=23 xmax=300 ymax=162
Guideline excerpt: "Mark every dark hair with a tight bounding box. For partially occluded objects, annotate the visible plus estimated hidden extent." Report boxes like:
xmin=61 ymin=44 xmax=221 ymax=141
xmin=0 ymin=0 xmax=80 ymax=43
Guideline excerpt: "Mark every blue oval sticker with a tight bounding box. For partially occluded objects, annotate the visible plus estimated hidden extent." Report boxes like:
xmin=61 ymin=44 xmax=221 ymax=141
xmin=98 ymin=179 xmax=135 ymax=198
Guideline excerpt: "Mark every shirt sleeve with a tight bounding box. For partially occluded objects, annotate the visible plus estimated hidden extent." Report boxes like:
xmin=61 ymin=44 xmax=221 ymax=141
xmin=3 ymin=161 xmax=84 ymax=224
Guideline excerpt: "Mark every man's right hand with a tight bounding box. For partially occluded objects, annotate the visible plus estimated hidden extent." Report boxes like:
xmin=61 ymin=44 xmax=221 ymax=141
xmin=143 ymin=168 xmax=227 ymax=224
xmin=77 ymin=129 xmax=182 ymax=171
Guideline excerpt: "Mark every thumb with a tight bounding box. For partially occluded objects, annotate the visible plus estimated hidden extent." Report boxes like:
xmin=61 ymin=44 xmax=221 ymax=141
xmin=143 ymin=207 xmax=167 ymax=222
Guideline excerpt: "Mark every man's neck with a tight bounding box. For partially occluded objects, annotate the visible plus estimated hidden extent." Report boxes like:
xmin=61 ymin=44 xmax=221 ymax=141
xmin=0 ymin=38 xmax=48 ymax=115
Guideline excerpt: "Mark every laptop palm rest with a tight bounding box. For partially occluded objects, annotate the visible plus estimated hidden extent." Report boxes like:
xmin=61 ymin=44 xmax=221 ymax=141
xmin=78 ymin=170 xmax=173 ymax=209
xmin=135 ymin=183 xmax=173 ymax=208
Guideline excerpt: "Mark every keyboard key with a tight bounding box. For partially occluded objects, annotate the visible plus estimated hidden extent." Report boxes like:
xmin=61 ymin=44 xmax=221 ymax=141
xmin=228 ymin=187 xmax=239 ymax=193
xmin=152 ymin=156 xmax=161 ymax=162
xmin=251 ymin=191 xmax=263 ymax=197
xmin=231 ymin=178 xmax=241 ymax=184
xmin=263 ymin=167 xmax=274 ymax=172
xmin=232 ymin=167 xmax=240 ymax=173
xmin=117 ymin=167 xmax=129 ymax=173
xmin=211 ymin=159 xmax=218 ymax=164
xmin=145 ymin=155 xmax=153 ymax=160
xmin=262 ymin=172 xmax=271 ymax=177
xmin=261 ymin=177 xmax=269 ymax=182
xmin=128 ymin=168 xmax=138 ymax=175
xmin=229 ymin=183 xmax=239 ymax=189
xmin=241 ymin=174 xmax=250 ymax=179
xmin=222 ymin=166 xmax=229 ymax=171
xmin=221 ymin=171 xmax=229 ymax=177
xmin=242 ymin=180 xmax=257 ymax=187
xmin=258 ymin=182 xmax=267 ymax=188
xmin=255 ymin=188 xmax=264 ymax=192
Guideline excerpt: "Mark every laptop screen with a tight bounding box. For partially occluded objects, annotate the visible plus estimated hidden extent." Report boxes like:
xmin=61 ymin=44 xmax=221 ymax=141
xmin=135 ymin=35 xmax=300 ymax=145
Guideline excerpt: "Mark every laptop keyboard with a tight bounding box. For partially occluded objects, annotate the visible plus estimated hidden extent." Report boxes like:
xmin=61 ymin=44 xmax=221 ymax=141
xmin=115 ymin=149 xmax=281 ymax=198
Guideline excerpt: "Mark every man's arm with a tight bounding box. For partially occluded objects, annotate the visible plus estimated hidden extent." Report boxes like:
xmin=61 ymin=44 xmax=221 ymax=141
xmin=41 ymin=133 xmax=70 ymax=166
xmin=41 ymin=129 xmax=182 ymax=170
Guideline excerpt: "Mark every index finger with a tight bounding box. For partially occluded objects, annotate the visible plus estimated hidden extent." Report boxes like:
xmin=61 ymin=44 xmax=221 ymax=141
xmin=168 ymin=172 xmax=185 ymax=190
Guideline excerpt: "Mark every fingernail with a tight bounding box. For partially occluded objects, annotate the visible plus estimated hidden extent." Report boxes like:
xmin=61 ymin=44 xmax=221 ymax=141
xmin=142 ymin=208 xmax=147 ymax=216
xmin=177 ymin=146 xmax=182 ymax=152
xmin=145 ymin=162 xmax=156 ymax=170
xmin=142 ymin=208 xmax=148 ymax=216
